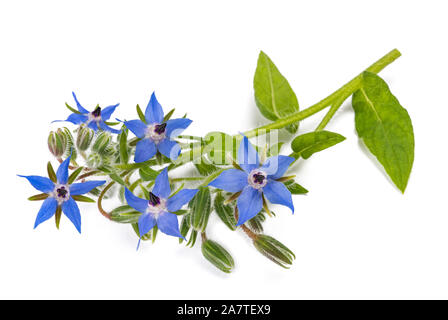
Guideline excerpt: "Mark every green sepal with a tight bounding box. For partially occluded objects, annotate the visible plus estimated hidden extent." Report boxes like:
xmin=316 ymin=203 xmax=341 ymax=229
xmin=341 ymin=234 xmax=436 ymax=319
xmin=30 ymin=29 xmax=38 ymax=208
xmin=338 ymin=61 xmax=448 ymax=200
xmin=163 ymin=108 xmax=175 ymax=122
xmin=68 ymin=167 xmax=84 ymax=185
xmin=55 ymin=206 xmax=62 ymax=229
xmin=187 ymin=229 xmax=198 ymax=247
xmin=28 ymin=193 xmax=49 ymax=201
xmin=246 ymin=211 xmax=266 ymax=233
xmin=201 ymin=240 xmax=235 ymax=273
xmin=92 ymin=131 xmax=112 ymax=155
xmin=136 ymin=104 xmax=146 ymax=123
xmin=71 ymin=195 xmax=95 ymax=203
xmin=47 ymin=162 xmax=57 ymax=182
xmin=139 ymin=166 xmax=159 ymax=181
xmin=65 ymin=102 xmax=81 ymax=114
xmin=213 ymin=192 xmax=237 ymax=231
xmin=253 ymin=235 xmax=295 ymax=269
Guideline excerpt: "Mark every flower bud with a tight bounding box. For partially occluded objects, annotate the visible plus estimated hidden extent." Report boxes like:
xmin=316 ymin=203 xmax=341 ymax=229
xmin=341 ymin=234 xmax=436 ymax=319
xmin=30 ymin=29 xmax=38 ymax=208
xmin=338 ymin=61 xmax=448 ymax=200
xmin=201 ymin=239 xmax=234 ymax=273
xmin=92 ymin=131 xmax=112 ymax=155
xmin=189 ymin=186 xmax=212 ymax=231
xmin=48 ymin=129 xmax=66 ymax=157
xmin=253 ymin=235 xmax=295 ymax=268
xmin=76 ymin=126 xmax=94 ymax=151
xmin=214 ymin=192 xmax=237 ymax=231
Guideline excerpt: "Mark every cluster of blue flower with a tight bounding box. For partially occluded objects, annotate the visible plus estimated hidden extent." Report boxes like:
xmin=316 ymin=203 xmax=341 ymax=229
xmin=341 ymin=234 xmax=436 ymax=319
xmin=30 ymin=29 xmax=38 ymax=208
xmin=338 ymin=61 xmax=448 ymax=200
xmin=19 ymin=92 xmax=295 ymax=249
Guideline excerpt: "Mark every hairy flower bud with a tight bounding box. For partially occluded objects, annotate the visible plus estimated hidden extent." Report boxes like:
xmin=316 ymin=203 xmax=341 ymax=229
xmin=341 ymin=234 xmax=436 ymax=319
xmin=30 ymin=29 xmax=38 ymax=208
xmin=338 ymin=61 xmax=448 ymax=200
xmin=76 ymin=126 xmax=94 ymax=151
xmin=189 ymin=186 xmax=212 ymax=231
xmin=201 ymin=239 xmax=234 ymax=273
xmin=48 ymin=129 xmax=67 ymax=158
xmin=253 ymin=235 xmax=295 ymax=268
xmin=92 ymin=131 xmax=112 ymax=155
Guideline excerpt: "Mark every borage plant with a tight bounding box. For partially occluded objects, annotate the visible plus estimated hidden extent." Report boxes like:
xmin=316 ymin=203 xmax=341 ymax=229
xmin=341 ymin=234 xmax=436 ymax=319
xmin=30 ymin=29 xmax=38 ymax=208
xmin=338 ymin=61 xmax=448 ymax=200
xmin=19 ymin=49 xmax=414 ymax=273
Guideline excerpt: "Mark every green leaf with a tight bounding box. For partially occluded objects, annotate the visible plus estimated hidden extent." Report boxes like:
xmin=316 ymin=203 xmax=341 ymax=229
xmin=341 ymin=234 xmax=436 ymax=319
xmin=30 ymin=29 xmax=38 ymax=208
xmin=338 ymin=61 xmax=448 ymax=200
xmin=254 ymin=51 xmax=300 ymax=130
xmin=109 ymin=173 xmax=126 ymax=186
xmin=352 ymin=72 xmax=414 ymax=192
xmin=267 ymin=142 xmax=284 ymax=157
xmin=139 ymin=166 xmax=159 ymax=181
xmin=118 ymin=128 xmax=129 ymax=164
xmin=283 ymin=179 xmax=308 ymax=194
xmin=71 ymin=195 xmax=95 ymax=203
xmin=68 ymin=167 xmax=83 ymax=184
xmin=291 ymin=130 xmax=346 ymax=159
xmin=111 ymin=205 xmax=141 ymax=223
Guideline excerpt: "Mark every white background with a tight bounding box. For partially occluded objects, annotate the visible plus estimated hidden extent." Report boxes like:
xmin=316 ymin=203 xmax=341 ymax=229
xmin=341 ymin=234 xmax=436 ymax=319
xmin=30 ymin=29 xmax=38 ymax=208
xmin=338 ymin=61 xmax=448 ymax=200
xmin=1 ymin=0 xmax=447 ymax=299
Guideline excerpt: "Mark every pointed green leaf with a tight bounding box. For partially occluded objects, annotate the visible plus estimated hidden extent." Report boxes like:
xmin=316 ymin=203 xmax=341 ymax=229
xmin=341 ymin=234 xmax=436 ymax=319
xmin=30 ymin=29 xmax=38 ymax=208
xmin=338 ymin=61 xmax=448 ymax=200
xmin=254 ymin=51 xmax=300 ymax=130
xmin=119 ymin=128 xmax=129 ymax=164
xmin=352 ymin=72 xmax=414 ymax=192
xmin=139 ymin=166 xmax=159 ymax=181
xmin=110 ymin=205 xmax=141 ymax=223
xmin=291 ymin=130 xmax=346 ymax=159
xmin=284 ymin=180 xmax=308 ymax=194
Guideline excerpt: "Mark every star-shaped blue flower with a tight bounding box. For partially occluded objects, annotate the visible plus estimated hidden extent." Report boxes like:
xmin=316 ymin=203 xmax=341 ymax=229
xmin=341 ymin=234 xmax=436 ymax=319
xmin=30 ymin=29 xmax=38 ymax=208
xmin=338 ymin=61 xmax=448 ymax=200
xmin=56 ymin=92 xmax=121 ymax=134
xmin=18 ymin=156 xmax=106 ymax=233
xmin=123 ymin=92 xmax=192 ymax=162
xmin=209 ymin=136 xmax=295 ymax=226
xmin=124 ymin=168 xmax=198 ymax=248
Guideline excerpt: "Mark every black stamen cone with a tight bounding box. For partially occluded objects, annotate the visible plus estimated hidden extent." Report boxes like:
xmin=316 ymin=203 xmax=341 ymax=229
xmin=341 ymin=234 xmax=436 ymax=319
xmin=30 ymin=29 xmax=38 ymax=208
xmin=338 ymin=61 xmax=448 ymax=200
xmin=253 ymin=173 xmax=265 ymax=184
xmin=154 ymin=123 xmax=167 ymax=135
xmin=57 ymin=186 xmax=68 ymax=198
xmin=92 ymin=106 xmax=101 ymax=117
xmin=148 ymin=192 xmax=161 ymax=206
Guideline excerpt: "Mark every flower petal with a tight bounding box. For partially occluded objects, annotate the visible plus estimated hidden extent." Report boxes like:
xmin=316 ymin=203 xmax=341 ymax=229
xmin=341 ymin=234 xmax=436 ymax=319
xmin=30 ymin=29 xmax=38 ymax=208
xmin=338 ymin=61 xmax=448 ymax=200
xmin=72 ymin=92 xmax=90 ymax=114
xmin=62 ymin=197 xmax=82 ymax=233
xmin=134 ymin=138 xmax=157 ymax=163
xmin=145 ymin=92 xmax=164 ymax=124
xmin=236 ymin=185 xmax=263 ymax=226
xmin=100 ymin=103 xmax=119 ymax=121
xmin=167 ymin=189 xmax=198 ymax=212
xmin=165 ymin=118 xmax=192 ymax=138
xmin=56 ymin=155 xmax=71 ymax=184
xmin=263 ymin=180 xmax=294 ymax=213
xmin=64 ymin=113 xmax=88 ymax=125
xmin=157 ymin=139 xmax=181 ymax=160
xmin=152 ymin=168 xmax=170 ymax=199
xmin=70 ymin=180 xmax=106 ymax=195
xmin=261 ymin=155 xmax=295 ymax=179
xmin=124 ymin=188 xmax=148 ymax=214
xmin=18 ymin=175 xmax=54 ymax=193
xmin=208 ymin=169 xmax=248 ymax=193
xmin=124 ymin=119 xmax=147 ymax=138
xmin=157 ymin=212 xmax=184 ymax=239
xmin=34 ymin=197 xmax=58 ymax=229
xmin=99 ymin=121 xmax=121 ymax=134
xmin=238 ymin=135 xmax=259 ymax=173
xmin=137 ymin=213 xmax=156 ymax=242
xmin=88 ymin=121 xmax=99 ymax=131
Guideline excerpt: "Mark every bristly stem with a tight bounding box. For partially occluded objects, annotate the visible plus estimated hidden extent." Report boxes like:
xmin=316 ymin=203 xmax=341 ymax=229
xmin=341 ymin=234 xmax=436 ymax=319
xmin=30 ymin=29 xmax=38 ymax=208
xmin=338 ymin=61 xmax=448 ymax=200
xmin=243 ymin=49 xmax=401 ymax=138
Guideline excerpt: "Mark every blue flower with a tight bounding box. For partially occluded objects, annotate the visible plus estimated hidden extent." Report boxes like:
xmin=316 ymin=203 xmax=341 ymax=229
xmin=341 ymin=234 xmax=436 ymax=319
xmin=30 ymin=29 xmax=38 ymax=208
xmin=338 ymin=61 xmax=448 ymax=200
xmin=55 ymin=92 xmax=121 ymax=134
xmin=124 ymin=168 xmax=198 ymax=249
xmin=123 ymin=92 xmax=192 ymax=162
xmin=209 ymin=136 xmax=295 ymax=226
xmin=18 ymin=156 xmax=106 ymax=233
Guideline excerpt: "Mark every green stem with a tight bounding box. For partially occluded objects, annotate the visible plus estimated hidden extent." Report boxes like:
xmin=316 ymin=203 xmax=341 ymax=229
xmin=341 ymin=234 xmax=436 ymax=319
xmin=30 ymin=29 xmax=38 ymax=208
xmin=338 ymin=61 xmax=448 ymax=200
xmin=243 ymin=49 xmax=401 ymax=138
